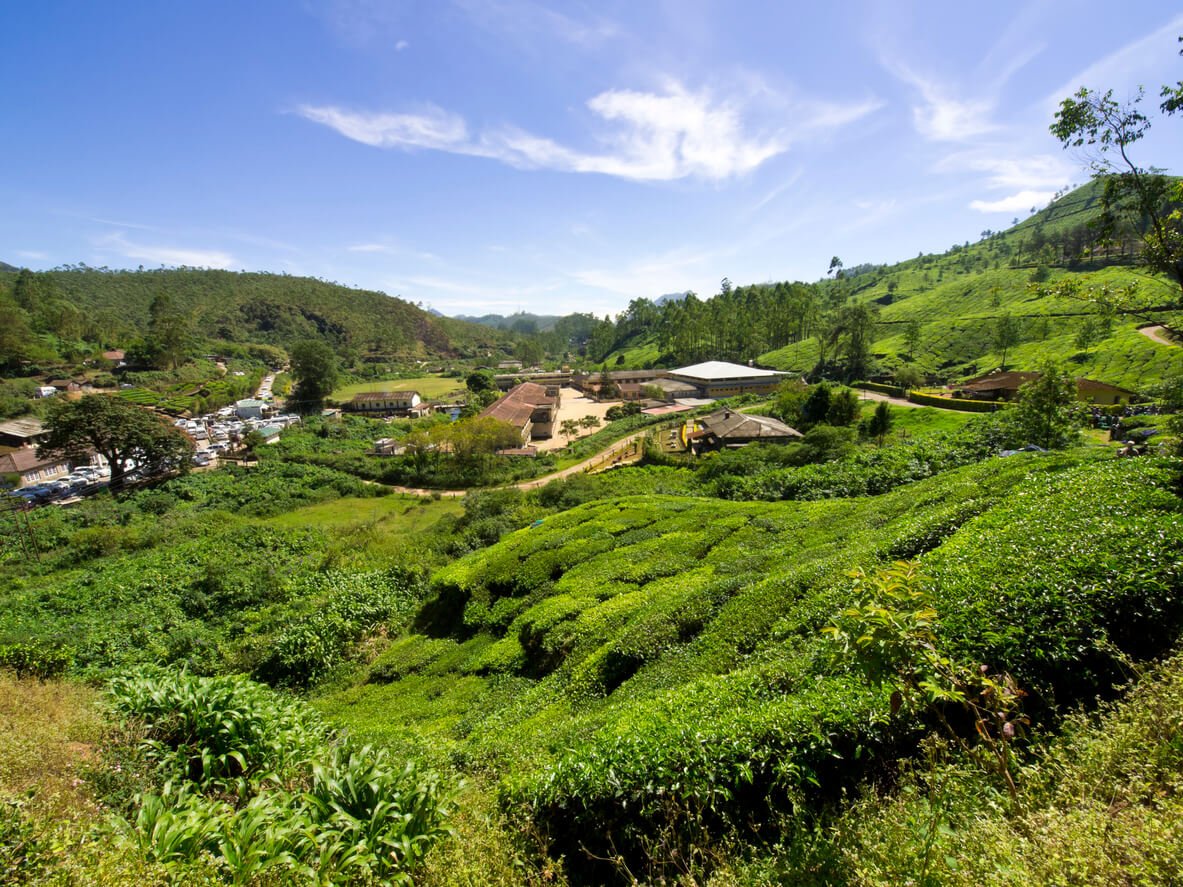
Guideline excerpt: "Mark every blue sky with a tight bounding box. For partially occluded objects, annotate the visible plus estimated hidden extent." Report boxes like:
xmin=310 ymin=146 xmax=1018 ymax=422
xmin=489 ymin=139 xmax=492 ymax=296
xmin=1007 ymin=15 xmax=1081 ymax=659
xmin=4 ymin=1 xmax=1182 ymax=317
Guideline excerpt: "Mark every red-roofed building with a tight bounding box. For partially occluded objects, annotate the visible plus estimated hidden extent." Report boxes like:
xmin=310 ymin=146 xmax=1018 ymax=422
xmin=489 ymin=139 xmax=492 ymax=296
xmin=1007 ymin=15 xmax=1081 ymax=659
xmin=479 ymin=382 xmax=561 ymax=443
xmin=958 ymin=370 xmax=1138 ymax=405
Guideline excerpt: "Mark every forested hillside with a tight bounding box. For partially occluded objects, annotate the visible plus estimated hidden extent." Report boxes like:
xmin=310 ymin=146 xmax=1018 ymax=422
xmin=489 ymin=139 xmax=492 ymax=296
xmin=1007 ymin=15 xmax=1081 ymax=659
xmin=0 ymin=266 xmax=512 ymax=367
xmin=568 ymin=179 xmax=1183 ymax=391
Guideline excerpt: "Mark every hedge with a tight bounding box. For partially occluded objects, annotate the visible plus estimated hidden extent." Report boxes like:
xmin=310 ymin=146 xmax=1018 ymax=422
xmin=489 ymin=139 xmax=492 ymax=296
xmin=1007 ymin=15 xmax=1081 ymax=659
xmin=856 ymin=381 xmax=906 ymax=398
xmin=907 ymin=391 xmax=1001 ymax=412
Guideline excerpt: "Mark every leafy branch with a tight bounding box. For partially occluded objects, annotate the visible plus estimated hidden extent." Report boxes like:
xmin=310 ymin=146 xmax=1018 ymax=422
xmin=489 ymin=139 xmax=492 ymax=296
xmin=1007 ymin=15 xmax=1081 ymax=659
xmin=824 ymin=561 xmax=1028 ymax=799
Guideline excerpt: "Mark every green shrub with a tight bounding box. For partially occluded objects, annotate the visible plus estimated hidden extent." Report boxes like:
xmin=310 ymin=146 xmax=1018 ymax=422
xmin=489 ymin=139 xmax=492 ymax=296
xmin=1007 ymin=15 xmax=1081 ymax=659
xmin=0 ymin=643 xmax=73 ymax=679
xmin=105 ymin=669 xmax=452 ymax=884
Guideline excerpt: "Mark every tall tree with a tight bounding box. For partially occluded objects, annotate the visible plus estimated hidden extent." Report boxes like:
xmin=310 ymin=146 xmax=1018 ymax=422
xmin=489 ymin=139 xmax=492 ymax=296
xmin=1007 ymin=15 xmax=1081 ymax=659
xmin=867 ymin=400 xmax=893 ymax=447
xmin=994 ymin=313 xmax=1021 ymax=370
xmin=39 ymin=395 xmax=194 ymax=489
xmin=1049 ymin=39 xmax=1183 ymax=320
xmin=289 ymin=340 xmax=339 ymax=413
xmin=146 ymin=292 xmax=194 ymax=370
xmin=903 ymin=319 xmax=922 ymax=360
xmin=1012 ymin=361 xmax=1078 ymax=449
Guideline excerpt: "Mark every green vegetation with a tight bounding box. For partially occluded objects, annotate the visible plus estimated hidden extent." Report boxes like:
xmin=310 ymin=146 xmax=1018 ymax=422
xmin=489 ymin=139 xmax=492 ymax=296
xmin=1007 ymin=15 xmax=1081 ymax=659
xmin=4 ymin=44 xmax=1183 ymax=882
xmin=331 ymin=375 xmax=467 ymax=402
xmin=40 ymin=394 xmax=195 ymax=489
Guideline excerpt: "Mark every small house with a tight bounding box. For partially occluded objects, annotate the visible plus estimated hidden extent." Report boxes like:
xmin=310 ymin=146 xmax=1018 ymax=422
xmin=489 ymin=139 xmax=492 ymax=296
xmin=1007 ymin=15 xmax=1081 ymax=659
xmin=479 ymin=382 xmax=561 ymax=442
xmin=346 ymin=390 xmax=424 ymax=417
xmin=690 ymin=409 xmax=802 ymax=452
xmin=235 ymin=398 xmax=268 ymax=420
xmin=0 ymin=448 xmax=72 ymax=488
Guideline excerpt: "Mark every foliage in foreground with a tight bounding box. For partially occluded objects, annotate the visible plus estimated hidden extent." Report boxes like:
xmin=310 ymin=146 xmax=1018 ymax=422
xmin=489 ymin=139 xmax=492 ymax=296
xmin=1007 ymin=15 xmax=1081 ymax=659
xmin=103 ymin=669 xmax=452 ymax=884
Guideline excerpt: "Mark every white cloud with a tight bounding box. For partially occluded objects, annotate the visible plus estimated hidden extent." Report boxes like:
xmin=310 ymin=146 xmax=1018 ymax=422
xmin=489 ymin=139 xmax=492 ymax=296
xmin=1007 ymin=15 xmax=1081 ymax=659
xmin=394 ymin=39 xmax=408 ymax=51
xmin=936 ymin=150 xmax=1074 ymax=191
xmin=969 ymin=190 xmax=1056 ymax=213
xmin=569 ymin=246 xmax=719 ymax=299
xmin=95 ymin=232 xmax=237 ymax=269
xmin=881 ymin=58 xmax=998 ymax=142
xmin=15 ymin=250 xmax=49 ymax=261
xmin=347 ymin=243 xmax=396 ymax=254
xmin=298 ymin=82 xmax=878 ymax=182
xmin=453 ymin=0 xmax=620 ymax=50
xmin=297 ymin=104 xmax=470 ymax=151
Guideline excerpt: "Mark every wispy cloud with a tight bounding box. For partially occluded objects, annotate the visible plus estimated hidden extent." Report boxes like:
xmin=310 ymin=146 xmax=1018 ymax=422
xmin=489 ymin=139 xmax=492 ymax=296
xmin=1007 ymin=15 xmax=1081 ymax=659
xmin=298 ymin=104 xmax=471 ymax=151
xmin=298 ymin=82 xmax=878 ymax=182
xmin=14 ymin=250 xmax=49 ymax=261
xmin=347 ymin=241 xmax=440 ymax=262
xmin=743 ymin=169 xmax=804 ymax=217
xmin=882 ymin=59 xmax=999 ymax=142
xmin=453 ymin=0 xmax=620 ymax=50
xmin=1044 ymin=13 xmax=1183 ymax=111
xmin=569 ymin=246 xmax=720 ymax=299
xmin=936 ymin=151 xmax=1074 ymax=191
xmin=94 ymin=232 xmax=238 ymax=269
xmin=87 ymin=215 xmax=158 ymax=231
xmin=969 ymin=190 xmax=1056 ymax=214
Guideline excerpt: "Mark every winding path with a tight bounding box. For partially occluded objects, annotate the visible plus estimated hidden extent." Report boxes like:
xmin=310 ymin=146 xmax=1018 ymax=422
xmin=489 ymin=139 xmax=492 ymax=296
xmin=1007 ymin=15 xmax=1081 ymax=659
xmin=1139 ymin=325 xmax=1177 ymax=347
xmin=382 ymin=429 xmax=653 ymax=499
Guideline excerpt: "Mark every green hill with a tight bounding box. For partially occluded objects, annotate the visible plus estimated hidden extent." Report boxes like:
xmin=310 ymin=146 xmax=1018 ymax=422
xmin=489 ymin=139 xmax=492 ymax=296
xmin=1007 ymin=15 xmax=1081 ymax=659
xmin=0 ymin=266 xmax=512 ymax=361
xmin=594 ymin=179 xmax=1183 ymax=391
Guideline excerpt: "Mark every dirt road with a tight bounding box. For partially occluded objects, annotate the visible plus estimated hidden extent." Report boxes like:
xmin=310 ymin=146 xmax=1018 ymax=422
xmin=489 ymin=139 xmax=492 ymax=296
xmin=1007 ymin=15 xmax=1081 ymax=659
xmin=1139 ymin=325 xmax=1176 ymax=347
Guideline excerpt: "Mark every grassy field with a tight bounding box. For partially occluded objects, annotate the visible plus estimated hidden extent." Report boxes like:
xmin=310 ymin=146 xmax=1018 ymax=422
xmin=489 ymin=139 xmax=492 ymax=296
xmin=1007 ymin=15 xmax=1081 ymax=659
xmin=331 ymin=375 xmax=466 ymax=402
xmin=886 ymin=404 xmax=978 ymax=437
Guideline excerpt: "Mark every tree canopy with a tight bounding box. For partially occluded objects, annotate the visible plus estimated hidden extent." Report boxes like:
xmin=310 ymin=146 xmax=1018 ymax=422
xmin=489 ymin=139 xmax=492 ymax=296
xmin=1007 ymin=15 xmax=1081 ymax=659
xmin=1050 ymin=37 xmax=1183 ymax=319
xmin=288 ymin=339 xmax=339 ymax=413
xmin=1011 ymin=361 xmax=1079 ymax=449
xmin=38 ymin=395 xmax=194 ymax=488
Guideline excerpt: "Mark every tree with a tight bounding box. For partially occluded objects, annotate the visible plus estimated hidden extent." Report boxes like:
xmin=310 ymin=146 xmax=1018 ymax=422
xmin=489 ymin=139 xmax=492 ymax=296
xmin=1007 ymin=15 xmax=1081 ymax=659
xmin=1011 ymin=361 xmax=1078 ymax=449
xmin=597 ymin=366 xmax=620 ymax=400
xmin=443 ymin=416 xmax=522 ymax=466
xmin=894 ymin=364 xmax=924 ymax=391
xmin=825 ymin=387 xmax=861 ymax=426
xmin=1074 ymin=316 xmax=1100 ymax=352
xmin=902 ymin=320 xmax=922 ymax=360
xmin=146 ymin=292 xmax=193 ymax=370
xmin=994 ymin=313 xmax=1020 ymax=370
xmin=1050 ymin=42 xmax=1183 ymax=317
xmin=289 ymin=340 xmax=338 ymax=413
xmin=39 ymin=395 xmax=194 ymax=489
xmin=560 ymin=418 xmax=580 ymax=441
xmin=579 ymin=415 xmax=600 ymax=432
xmin=867 ymin=400 xmax=893 ymax=447
xmin=799 ymin=382 xmax=833 ymax=427
xmin=830 ymin=302 xmax=878 ymax=380
xmin=466 ymin=369 xmax=496 ymax=394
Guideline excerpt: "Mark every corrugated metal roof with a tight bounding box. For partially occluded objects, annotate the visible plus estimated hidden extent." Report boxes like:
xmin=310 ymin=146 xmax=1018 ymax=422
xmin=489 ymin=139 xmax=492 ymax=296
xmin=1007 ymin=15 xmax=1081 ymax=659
xmin=670 ymin=361 xmax=784 ymax=381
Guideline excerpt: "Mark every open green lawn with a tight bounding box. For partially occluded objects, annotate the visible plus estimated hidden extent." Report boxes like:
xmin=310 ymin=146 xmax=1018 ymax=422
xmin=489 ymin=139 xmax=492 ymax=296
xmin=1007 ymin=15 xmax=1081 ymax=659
xmin=884 ymin=404 xmax=977 ymax=437
xmin=266 ymin=493 xmax=464 ymax=563
xmin=331 ymin=375 xmax=466 ymax=402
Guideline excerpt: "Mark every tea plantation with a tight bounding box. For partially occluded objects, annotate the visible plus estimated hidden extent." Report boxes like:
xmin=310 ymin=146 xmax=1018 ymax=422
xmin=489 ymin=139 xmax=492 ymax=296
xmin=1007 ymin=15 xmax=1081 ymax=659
xmin=4 ymin=426 xmax=1183 ymax=883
